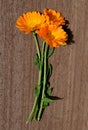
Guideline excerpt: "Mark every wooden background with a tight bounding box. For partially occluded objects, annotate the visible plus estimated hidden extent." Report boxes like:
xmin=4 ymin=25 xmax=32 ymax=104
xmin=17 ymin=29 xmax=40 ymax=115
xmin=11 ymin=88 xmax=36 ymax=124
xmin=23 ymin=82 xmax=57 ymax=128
xmin=0 ymin=0 xmax=88 ymax=130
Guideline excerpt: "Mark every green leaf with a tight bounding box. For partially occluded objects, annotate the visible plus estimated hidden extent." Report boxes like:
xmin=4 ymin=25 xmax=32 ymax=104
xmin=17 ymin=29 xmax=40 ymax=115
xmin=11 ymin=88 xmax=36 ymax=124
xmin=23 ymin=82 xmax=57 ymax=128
xmin=34 ymin=85 xmax=40 ymax=97
xmin=42 ymin=97 xmax=53 ymax=108
xmin=34 ymin=53 xmax=40 ymax=70
xmin=43 ymin=97 xmax=53 ymax=103
xmin=42 ymin=102 xmax=49 ymax=108
xmin=47 ymin=64 xmax=52 ymax=79
xmin=47 ymin=88 xmax=53 ymax=96
xmin=47 ymin=47 xmax=55 ymax=58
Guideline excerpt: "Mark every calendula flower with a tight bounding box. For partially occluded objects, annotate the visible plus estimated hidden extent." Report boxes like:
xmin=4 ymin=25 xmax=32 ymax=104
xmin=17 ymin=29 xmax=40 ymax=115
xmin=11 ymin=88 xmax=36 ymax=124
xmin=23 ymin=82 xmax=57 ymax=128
xmin=37 ymin=24 xmax=68 ymax=47
xmin=16 ymin=8 xmax=70 ymax=123
xmin=16 ymin=11 xmax=45 ymax=34
xmin=44 ymin=9 xmax=65 ymax=26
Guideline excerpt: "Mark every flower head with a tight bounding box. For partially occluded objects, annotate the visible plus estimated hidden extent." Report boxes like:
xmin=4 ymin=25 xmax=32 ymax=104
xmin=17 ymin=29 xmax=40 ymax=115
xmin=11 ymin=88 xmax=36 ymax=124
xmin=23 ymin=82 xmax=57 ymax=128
xmin=37 ymin=24 xmax=68 ymax=47
xmin=16 ymin=9 xmax=68 ymax=48
xmin=16 ymin=11 xmax=45 ymax=34
xmin=44 ymin=9 xmax=65 ymax=26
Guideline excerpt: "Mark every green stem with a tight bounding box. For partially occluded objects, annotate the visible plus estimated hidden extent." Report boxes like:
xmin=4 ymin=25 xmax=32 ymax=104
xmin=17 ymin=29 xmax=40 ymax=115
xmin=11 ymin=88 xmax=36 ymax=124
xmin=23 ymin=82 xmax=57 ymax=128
xmin=37 ymin=43 xmax=48 ymax=121
xmin=33 ymin=32 xmax=41 ymax=59
xmin=38 ymin=41 xmax=45 ymax=85
xmin=26 ymin=97 xmax=38 ymax=124
xmin=26 ymin=41 xmax=45 ymax=123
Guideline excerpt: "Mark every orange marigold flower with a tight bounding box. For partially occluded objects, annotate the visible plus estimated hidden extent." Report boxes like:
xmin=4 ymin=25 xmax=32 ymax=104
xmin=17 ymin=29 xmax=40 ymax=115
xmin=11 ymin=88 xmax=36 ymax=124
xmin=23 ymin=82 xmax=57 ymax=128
xmin=37 ymin=24 xmax=68 ymax=47
xmin=44 ymin=9 xmax=65 ymax=26
xmin=16 ymin=11 xmax=45 ymax=34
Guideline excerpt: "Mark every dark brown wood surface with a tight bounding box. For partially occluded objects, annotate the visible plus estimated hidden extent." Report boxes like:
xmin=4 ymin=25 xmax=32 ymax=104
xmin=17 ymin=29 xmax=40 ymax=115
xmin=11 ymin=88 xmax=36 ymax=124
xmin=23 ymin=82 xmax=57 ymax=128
xmin=0 ymin=0 xmax=88 ymax=130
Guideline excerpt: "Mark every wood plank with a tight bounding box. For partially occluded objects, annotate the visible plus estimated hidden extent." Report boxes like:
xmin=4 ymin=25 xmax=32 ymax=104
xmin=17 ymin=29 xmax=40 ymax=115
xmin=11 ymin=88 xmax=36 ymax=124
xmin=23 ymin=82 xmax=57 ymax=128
xmin=0 ymin=0 xmax=88 ymax=130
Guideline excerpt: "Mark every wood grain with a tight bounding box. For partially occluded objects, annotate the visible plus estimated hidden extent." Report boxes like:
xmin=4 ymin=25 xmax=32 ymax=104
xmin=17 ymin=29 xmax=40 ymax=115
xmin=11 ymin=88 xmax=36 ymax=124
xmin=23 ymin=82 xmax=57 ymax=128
xmin=0 ymin=0 xmax=88 ymax=130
